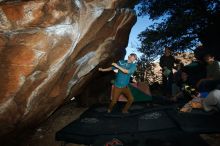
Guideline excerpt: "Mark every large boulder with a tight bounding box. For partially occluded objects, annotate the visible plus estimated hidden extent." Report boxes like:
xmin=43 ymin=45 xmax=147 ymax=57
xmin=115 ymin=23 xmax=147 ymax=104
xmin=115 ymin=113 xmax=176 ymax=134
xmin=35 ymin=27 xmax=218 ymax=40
xmin=0 ymin=0 xmax=136 ymax=137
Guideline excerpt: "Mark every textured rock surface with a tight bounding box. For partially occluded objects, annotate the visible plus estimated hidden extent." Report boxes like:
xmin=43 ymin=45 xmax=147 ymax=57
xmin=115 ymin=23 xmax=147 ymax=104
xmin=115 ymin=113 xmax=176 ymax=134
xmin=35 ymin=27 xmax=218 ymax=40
xmin=0 ymin=0 xmax=136 ymax=137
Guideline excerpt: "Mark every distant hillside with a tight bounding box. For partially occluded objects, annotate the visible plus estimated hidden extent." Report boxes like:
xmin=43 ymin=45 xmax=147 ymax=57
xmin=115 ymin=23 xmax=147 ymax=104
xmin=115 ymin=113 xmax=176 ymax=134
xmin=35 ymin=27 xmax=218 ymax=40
xmin=145 ymin=53 xmax=195 ymax=84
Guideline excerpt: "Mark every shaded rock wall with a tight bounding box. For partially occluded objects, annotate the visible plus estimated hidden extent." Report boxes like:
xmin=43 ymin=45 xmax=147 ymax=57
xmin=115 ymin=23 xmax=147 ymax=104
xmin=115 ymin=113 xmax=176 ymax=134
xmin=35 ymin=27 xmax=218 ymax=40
xmin=0 ymin=0 xmax=136 ymax=137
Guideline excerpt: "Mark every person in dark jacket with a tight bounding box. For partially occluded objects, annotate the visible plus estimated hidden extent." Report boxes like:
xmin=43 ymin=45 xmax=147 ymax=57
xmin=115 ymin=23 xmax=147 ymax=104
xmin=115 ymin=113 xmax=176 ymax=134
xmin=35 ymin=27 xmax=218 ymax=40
xmin=172 ymin=71 xmax=196 ymax=102
xmin=159 ymin=47 xmax=177 ymax=97
xmin=197 ymin=53 xmax=220 ymax=92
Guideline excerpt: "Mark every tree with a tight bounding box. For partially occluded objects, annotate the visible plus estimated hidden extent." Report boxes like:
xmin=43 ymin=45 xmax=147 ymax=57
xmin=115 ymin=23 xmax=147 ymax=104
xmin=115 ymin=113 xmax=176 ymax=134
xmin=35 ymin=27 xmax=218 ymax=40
xmin=135 ymin=0 xmax=220 ymax=82
xmin=137 ymin=0 xmax=220 ymax=61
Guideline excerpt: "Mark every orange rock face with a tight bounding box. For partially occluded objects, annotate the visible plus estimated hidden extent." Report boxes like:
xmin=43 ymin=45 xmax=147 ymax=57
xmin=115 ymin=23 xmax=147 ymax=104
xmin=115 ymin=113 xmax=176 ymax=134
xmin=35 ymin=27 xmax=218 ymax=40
xmin=0 ymin=0 xmax=136 ymax=136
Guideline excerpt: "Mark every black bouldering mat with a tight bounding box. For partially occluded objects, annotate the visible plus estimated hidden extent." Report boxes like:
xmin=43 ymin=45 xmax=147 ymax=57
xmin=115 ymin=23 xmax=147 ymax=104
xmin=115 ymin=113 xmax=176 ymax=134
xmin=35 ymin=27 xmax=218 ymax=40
xmin=138 ymin=110 xmax=175 ymax=132
xmin=55 ymin=104 xmax=219 ymax=145
xmin=56 ymin=104 xmax=177 ymax=145
xmin=167 ymin=109 xmax=220 ymax=133
xmin=92 ymin=130 xmax=208 ymax=146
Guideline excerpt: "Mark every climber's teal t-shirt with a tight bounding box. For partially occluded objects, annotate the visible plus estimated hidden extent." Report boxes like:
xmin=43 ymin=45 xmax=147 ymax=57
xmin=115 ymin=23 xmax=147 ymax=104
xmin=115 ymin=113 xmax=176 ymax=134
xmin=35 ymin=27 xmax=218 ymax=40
xmin=112 ymin=60 xmax=137 ymax=88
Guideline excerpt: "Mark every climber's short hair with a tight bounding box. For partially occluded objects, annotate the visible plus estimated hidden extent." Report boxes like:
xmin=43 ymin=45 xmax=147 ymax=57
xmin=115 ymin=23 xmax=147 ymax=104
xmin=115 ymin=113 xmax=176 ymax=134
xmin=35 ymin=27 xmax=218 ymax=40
xmin=129 ymin=53 xmax=137 ymax=60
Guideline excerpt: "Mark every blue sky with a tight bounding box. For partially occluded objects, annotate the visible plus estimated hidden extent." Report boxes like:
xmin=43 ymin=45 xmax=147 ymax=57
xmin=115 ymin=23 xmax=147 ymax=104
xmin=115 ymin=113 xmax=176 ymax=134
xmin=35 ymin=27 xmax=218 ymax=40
xmin=125 ymin=15 xmax=152 ymax=59
xmin=124 ymin=3 xmax=157 ymax=59
xmin=125 ymin=5 xmax=160 ymax=59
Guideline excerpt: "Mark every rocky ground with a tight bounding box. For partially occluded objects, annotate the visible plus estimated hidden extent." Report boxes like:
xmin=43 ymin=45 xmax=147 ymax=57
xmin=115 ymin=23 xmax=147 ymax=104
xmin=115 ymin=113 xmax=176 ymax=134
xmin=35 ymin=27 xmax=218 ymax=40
xmin=21 ymin=101 xmax=87 ymax=146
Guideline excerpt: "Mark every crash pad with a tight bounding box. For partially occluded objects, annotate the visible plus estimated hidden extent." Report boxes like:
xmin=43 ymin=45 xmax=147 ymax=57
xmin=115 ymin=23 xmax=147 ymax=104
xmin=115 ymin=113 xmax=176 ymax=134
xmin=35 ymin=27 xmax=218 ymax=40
xmin=56 ymin=104 xmax=220 ymax=145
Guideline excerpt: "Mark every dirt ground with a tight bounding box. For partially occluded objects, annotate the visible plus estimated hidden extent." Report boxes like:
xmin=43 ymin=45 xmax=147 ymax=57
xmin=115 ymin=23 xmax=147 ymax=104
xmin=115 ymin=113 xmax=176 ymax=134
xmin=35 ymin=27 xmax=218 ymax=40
xmin=21 ymin=101 xmax=87 ymax=146
xmin=201 ymin=134 xmax=220 ymax=146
